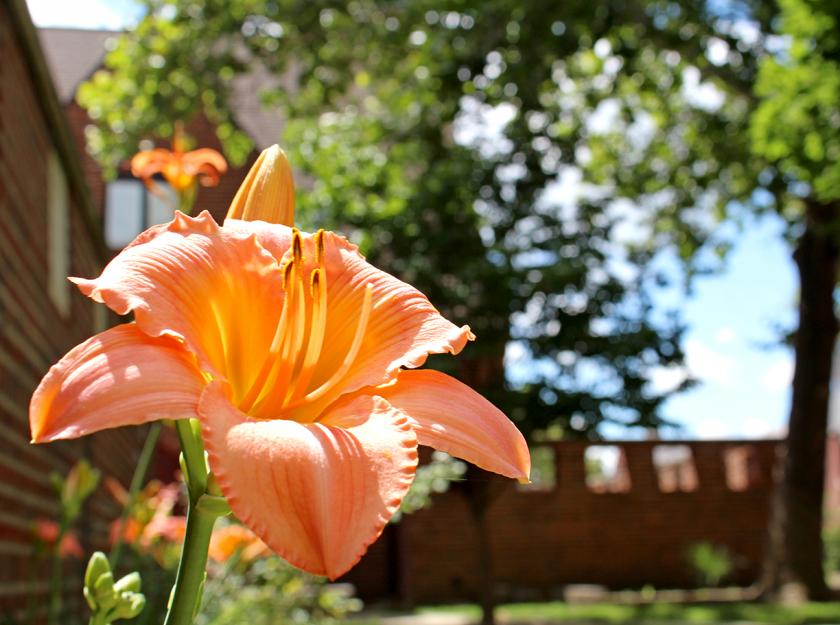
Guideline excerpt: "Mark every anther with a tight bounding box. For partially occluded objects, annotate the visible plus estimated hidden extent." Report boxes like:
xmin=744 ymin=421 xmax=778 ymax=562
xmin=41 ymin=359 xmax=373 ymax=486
xmin=310 ymin=268 xmax=321 ymax=296
xmin=292 ymin=228 xmax=303 ymax=263
xmin=315 ymin=229 xmax=325 ymax=265
xmin=283 ymin=258 xmax=295 ymax=287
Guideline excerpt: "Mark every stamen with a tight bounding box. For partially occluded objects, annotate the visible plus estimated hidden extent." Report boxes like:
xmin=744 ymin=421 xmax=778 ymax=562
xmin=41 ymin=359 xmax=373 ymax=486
xmin=252 ymin=273 xmax=306 ymax=415
xmin=238 ymin=277 xmax=291 ymax=412
xmin=240 ymin=232 xmax=374 ymax=420
xmin=298 ymin=283 xmax=373 ymax=404
xmin=283 ymin=267 xmax=327 ymax=404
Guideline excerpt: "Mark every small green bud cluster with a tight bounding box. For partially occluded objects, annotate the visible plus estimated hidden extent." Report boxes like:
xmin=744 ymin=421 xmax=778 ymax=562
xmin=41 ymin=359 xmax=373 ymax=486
xmin=84 ymin=552 xmax=146 ymax=625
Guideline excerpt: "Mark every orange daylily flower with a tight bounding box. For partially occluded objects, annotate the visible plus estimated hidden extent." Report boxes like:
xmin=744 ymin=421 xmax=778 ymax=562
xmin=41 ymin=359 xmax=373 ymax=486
xmin=209 ymin=525 xmax=268 ymax=563
xmin=33 ymin=519 xmax=84 ymax=558
xmin=30 ymin=152 xmax=529 ymax=579
xmin=130 ymin=124 xmax=227 ymax=194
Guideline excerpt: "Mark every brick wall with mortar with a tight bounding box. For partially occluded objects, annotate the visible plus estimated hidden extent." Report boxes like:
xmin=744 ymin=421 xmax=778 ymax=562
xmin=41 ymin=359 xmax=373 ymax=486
xmin=0 ymin=5 xmax=147 ymax=620
xmin=343 ymin=439 xmax=781 ymax=604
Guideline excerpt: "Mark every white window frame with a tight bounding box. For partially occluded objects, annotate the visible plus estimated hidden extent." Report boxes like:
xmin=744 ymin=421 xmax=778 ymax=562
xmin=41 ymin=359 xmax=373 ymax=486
xmin=46 ymin=150 xmax=71 ymax=317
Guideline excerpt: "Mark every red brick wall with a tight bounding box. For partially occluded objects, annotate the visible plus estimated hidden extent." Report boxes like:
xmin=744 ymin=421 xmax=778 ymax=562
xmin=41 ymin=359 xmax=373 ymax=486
xmin=344 ymin=440 xmax=781 ymax=604
xmin=0 ymin=7 xmax=145 ymax=621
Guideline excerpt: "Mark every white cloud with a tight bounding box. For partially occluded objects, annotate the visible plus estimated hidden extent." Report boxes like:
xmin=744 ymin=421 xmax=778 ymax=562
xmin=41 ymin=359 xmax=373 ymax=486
xmin=26 ymin=0 xmax=137 ymax=29
xmin=648 ymin=365 xmax=689 ymax=394
xmin=715 ymin=326 xmax=736 ymax=345
xmin=684 ymin=339 xmax=736 ymax=386
xmin=741 ymin=417 xmax=786 ymax=439
xmin=693 ymin=418 xmax=731 ymax=440
xmin=761 ymin=357 xmax=794 ymax=392
xmin=691 ymin=416 xmax=785 ymax=440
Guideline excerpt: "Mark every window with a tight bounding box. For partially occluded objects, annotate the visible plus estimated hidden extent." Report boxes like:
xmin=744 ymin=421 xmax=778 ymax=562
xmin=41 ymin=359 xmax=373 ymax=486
xmin=47 ymin=150 xmax=70 ymax=316
xmin=652 ymin=444 xmax=698 ymax=493
xmin=585 ymin=445 xmax=631 ymax=493
xmin=104 ymin=178 xmax=176 ymax=249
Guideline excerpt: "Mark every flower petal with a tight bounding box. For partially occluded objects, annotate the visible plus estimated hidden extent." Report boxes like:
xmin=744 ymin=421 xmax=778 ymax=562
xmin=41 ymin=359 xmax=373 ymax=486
xmin=183 ymin=148 xmax=228 ymax=188
xmin=222 ymin=218 xmax=294 ymax=260
xmin=129 ymin=148 xmax=172 ymax=180
xmin=30 ymin=323 xmax=205 ymax=443
xmin=70 ymin=211 xmax=285 ymax=395
xmin=376 ymin=369 xmax=531 ymax=482
xmin=199 ymin=381 xmax=418 ymax=579
xmin=182 ymin=148 xmax=228 ymax=173
xmin=293 ymin=232 xmax=474 ymax=411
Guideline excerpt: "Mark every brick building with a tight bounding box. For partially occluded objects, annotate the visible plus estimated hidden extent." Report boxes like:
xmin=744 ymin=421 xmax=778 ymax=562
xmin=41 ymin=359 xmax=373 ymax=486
xmin=0 ymin=2 xmax=149 ymax=620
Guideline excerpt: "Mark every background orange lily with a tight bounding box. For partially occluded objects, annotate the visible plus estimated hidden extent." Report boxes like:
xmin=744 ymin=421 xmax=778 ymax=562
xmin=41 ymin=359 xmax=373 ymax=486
xmin=130 ymin=123 xmax=227 ymax=200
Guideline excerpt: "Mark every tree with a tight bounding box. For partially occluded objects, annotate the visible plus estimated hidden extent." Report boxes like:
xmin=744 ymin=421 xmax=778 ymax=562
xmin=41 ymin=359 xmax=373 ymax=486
xmin=750 ymin=0 xmax=840 ymax=600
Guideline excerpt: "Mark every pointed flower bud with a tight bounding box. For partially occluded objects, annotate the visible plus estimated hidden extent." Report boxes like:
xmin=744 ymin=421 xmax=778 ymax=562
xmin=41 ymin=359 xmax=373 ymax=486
xmin=114 ymin=572 xmax=142 ymax=594
xmin=226 ymin=145 xmax=295 ymax=225
xmin=85 ymin=551 xmax=111 ymax=590
xmin=113 ymin=593 xmax=146 ymax=621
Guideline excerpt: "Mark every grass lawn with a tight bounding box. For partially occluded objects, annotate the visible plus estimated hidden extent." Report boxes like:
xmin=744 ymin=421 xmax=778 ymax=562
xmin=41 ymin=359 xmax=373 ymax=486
xmin=413 ymin=601 xmax=840 ymax=624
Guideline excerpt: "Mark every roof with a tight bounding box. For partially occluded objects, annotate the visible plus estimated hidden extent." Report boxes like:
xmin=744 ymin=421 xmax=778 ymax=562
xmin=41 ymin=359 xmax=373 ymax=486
xmin=38 ymin=27 xmax=119 ymax=102
xmin=37 ymin=27 xmax=285 ymax=149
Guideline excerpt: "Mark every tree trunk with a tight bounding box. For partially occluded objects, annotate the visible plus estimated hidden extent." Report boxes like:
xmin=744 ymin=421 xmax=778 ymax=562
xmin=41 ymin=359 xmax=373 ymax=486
xmin=463 ymin=471 xmax=501 ymax=625
xmin=456 ymin=344 xmax=509 ymax=625
xmin=761 ymin=200 xmax=838 ymax=601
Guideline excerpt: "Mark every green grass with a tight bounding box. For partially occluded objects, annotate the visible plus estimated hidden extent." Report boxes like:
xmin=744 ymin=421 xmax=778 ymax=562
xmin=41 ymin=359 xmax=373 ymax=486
xmin=413 ymin=601 xmax=840 ymax=624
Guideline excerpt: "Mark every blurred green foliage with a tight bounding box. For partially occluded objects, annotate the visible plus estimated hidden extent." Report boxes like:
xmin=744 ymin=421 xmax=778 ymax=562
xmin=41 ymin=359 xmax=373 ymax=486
xmin=52 ymin=458 xmax=101 ymax=527
xmin=686 ymin=541 xmax=734 ymax=587
xmin=391 ymin=451 xmax=467 ymax=521
xmin=752 ymin=0 xmax=840 ymax=203
xmin=197 ymin=557 xmax=362 ymax=625
xmin=823 ymin=526 xmax=840 ymax=574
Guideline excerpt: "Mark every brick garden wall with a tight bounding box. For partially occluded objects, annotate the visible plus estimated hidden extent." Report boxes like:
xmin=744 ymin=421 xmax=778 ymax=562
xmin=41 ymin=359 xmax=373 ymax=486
xmin=344 ymin=439 xmax=781 ymax=604
xmin=0 ymin=6 xmax=148 ymax=621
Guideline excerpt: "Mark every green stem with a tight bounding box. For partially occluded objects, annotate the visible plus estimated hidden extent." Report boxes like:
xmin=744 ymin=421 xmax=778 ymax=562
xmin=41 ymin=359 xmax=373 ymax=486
xmin=176 ymin=419 xmax=207 ymax=504
xmin=163 ymin=418 xmax=219 ymax=625
xmin=47 ymin=523 xmax=67 ymax=625
xmin=162 ymin=503 xmax=218 ymax=625
xmin=88 ymin=612 xmax=107 ymax=625
xmin=110 ymin=422 xmax=162 ymax=569
xmin=177 ymin=185 xmax=197 ymax=216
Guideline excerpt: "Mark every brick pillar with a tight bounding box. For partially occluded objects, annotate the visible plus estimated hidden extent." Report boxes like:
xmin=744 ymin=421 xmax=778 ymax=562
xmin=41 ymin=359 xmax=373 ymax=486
xmin=623 ymin=444 xmax=658 ymax=493
xmin=692 ymin=444 xmax=728 ymax=493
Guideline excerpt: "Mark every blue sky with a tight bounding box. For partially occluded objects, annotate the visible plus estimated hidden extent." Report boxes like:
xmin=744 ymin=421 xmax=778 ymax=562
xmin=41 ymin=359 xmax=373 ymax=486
xmin=26 ymin=0 xmax=142 ymax=29
xmin=651 ymin=214 xmax=795 ymax=440
xmin=26 ymin=0 xmax=800 ymax=441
